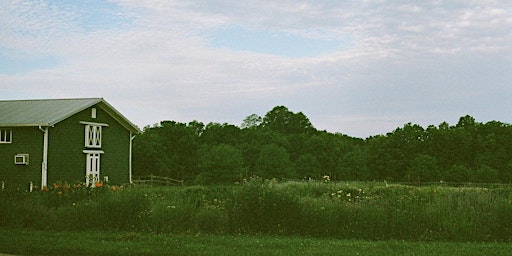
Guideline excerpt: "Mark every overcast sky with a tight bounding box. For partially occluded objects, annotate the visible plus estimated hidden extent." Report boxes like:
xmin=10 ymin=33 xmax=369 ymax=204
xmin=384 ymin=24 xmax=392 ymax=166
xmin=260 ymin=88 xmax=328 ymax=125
xmin=1 ymin=0 xmax=511 ymax=138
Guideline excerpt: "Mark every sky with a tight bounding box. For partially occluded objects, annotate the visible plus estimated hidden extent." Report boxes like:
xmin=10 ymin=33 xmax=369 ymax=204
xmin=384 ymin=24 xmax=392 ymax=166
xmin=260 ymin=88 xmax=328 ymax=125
xmin=1 ymin=0 xmax=511 ymax=138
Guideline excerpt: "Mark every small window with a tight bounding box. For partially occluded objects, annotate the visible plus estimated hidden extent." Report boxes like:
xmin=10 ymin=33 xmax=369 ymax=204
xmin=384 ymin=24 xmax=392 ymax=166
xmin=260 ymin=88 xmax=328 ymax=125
xmin=85 ymin=124 xmax=102 ymax=148
xmin=91 ymin=108 xmax=97 ymax=119
xmin=14 ymin=154 xmax=29 ymax=165
xmin=0 ymin=129 xmax=12 ymax=143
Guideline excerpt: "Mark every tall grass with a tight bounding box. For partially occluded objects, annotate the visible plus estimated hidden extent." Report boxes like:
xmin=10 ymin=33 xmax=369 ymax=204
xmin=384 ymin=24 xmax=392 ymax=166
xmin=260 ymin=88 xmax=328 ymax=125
xmin=1 ymin=180 xmax=512 ymax=241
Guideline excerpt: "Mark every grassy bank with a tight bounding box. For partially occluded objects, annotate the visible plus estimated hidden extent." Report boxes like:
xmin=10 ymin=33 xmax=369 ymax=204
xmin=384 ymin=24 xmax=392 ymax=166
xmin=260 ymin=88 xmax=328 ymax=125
xmin=1 ymin=180 xmax=512 ymax=242
xmin=1 ymin=229 xmax=512 ymax=256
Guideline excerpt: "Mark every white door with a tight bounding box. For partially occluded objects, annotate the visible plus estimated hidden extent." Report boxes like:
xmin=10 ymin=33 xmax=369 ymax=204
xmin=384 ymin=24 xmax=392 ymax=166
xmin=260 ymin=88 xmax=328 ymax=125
xmin=86 ymin=152 xmax=101 ymax=186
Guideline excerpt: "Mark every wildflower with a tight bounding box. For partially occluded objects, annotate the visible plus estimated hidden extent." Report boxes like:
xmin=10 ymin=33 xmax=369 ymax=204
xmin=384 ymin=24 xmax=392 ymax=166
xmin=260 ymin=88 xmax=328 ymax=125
xmin=41 ymin=186 xmax=48 ymax=192
xmin=94 ymin=182 xmax=103 ymax=188
xmin=53 ymin=183 xmax=59 ymax=189
xmin=57 ymin=191 xmax=63 ymax=196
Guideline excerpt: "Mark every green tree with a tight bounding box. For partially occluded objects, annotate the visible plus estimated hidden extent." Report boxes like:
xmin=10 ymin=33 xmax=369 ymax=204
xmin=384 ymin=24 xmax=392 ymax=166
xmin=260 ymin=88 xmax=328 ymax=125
xmin=295 ymin=154 xmax=321 ymax=179
xmin=336 ymin=148 xmax=369 ymax=181
xmin=473 ymin=165 xmax=499 ymax=183
xmin=200 ymin=122 xmax=241 ymax=146
xmin=445 ymin=164 xmax=472 ymax=182
xmin=196 ymin=144 xmax=244 ymax=184
xmin=241 ymin=114 xmax=262 ymax=129
xmin=406 ymin=154 xmax=440 ymax=182
xmin=132 ymin=121 xmax=200 ymax=180
xmin=261 ymin=106 xmax=315 ymax=134
xmin=255 ymin=144 xmax=294 ymax=179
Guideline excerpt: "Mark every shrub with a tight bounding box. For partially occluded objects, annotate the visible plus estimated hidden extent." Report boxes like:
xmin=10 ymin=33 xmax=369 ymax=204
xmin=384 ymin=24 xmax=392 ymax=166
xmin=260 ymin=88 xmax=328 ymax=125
xmin=2 ymin=181 xmax=512 ymax=242
xmin=227 ymin=179 xmax=301 ymax=234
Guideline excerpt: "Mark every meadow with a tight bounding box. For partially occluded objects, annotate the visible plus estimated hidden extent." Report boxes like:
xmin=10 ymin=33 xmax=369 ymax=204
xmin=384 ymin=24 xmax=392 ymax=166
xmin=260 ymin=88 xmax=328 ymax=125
xmin=1 ymin=179 xmax=511 ymax=243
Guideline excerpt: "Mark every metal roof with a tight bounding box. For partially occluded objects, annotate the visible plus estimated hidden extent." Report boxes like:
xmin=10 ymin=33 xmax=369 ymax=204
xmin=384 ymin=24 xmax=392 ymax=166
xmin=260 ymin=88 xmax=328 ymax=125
xmin=0 ymin=98 xmax=141 ymax=133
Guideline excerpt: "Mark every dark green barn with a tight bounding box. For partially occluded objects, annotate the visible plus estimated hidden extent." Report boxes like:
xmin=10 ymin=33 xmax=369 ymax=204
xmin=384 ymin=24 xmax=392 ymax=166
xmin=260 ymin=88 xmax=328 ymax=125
xmin=0 ymin=98 xmax=141 ymax=189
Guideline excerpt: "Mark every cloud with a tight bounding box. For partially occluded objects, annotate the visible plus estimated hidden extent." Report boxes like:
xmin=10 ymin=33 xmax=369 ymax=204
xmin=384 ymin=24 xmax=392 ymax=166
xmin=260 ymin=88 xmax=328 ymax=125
xmin=0 ymin=0 xmax=511 ymax=137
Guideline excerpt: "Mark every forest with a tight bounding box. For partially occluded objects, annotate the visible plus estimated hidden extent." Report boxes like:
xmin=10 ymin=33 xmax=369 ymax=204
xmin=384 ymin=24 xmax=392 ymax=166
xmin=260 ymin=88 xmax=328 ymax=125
xmin=133 ymin=106 xmax=512 ymax=184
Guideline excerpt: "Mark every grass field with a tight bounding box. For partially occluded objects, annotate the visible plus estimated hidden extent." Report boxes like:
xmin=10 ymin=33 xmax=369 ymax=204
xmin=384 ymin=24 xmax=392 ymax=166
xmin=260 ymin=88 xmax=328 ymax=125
xmin=1 ymin=229 xmax=512 ymax=256
xmin=1 ymin=179 xmax=512 ymax=256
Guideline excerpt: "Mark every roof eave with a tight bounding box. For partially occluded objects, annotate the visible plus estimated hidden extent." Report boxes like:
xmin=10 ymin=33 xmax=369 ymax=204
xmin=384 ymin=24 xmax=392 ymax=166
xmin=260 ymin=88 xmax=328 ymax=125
xmin=0 ymin=123 xmax=50 ymax=127
xmin=46 ymin=98 xmax=103 ymax=126
xmin=97 ymin=100 xmax=141 ymax=134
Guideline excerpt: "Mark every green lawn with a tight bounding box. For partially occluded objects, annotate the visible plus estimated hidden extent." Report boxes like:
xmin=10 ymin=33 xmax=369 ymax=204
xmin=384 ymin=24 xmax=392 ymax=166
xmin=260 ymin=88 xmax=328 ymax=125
xmin=0 ymin=229 xmax=511 ymax=256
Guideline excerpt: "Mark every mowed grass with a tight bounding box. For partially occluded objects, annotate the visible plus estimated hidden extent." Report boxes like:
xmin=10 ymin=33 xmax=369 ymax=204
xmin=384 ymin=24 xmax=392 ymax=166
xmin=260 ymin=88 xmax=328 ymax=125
xmin=1 ymin=229 xmax=512 ymax=256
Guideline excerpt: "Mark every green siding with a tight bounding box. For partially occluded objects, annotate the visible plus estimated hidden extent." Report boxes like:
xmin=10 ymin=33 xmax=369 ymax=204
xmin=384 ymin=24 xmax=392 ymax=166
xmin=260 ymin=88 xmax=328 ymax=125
xmin=0 ymin=127 xmax=43 ymax=189
xmin=48 ymin=104 xmax=131 ymax=185
xmin=0 ymin=104 xmax=132 ymax=188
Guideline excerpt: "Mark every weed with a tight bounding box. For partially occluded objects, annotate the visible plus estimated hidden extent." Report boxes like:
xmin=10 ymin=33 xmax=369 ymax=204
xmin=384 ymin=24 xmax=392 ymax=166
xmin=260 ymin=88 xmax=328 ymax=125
xmin=1 ymin=181 xmax=512 ymax=241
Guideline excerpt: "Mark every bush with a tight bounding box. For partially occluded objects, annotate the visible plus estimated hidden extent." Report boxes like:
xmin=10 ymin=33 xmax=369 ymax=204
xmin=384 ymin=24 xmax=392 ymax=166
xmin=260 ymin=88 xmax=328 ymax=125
xmin=227 ymin=179 xmax=301 ymax=234
xmin=2 ymin=181 xmax=512 ymax=242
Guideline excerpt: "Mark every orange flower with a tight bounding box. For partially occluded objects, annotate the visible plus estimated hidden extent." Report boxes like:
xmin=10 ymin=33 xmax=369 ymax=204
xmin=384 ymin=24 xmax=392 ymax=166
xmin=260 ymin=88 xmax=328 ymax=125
xmin=41 ymin=186 xmax=48 ymax=192
xmin=95 ymin=182 xmax=103 ymax=188
xmin=53 ymin=183 xmax=59 ymax=189
xmin=57 ymin=191 xmax=63 ymax=196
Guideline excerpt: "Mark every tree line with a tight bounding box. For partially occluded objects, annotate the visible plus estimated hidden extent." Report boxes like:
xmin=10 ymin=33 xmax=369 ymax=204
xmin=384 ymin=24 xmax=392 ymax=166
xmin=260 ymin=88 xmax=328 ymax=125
xmin=133 ymin=106 xmax=512 ymax=184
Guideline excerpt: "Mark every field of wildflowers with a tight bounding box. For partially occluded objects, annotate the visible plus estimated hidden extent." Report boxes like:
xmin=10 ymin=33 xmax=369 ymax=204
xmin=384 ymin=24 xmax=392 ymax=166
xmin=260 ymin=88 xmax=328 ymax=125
xmin=1 ymin=179 xmax=511 ymax=242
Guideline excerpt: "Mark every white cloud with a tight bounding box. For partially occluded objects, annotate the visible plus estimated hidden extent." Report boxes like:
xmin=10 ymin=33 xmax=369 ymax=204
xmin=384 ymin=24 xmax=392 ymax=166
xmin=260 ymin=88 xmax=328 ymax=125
xmin=0 ymin=0 xmax=511 ymax=137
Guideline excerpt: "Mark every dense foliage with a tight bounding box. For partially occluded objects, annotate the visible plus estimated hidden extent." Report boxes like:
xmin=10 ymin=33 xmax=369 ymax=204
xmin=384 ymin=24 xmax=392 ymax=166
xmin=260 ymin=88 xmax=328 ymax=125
xmin=133 ymin=106 xmax=512 ymax=184
xmin=2 ymin=181 xmax=512 ymax=242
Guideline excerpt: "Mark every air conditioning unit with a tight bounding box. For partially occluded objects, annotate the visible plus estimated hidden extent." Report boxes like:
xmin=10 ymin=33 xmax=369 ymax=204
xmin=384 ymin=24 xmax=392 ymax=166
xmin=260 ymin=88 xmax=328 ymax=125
xmin=14 ymin=154 xmax=29 ymax=165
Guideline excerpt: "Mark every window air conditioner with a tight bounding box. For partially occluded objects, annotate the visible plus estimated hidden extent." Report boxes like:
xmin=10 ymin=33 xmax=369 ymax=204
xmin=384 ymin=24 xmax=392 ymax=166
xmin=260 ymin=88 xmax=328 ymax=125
xmin=14 ymin=154 xmax=29 ymax=165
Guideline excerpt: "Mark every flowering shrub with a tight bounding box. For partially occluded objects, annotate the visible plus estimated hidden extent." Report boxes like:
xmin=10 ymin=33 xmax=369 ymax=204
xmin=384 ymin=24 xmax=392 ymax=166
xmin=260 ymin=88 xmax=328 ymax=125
xmin=329 ymin=187 xmax=369 ymax=203
xmin=2 ymin=181 xmax=512 ymax=242
xmin=40 ymin=181 xmax=121 ymax=208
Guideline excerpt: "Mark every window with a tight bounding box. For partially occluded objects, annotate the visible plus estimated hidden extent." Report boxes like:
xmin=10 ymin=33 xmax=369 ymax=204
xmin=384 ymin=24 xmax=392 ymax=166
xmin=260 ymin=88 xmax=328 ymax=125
xmin=81 ymin=121 xmax=108 ymax=148
xmin=91 ymin=108 xmax=97 ymax=119
xmin=0 ymin=129 xmax=12 ymax=143
xmin=85 ymin=124 xmax=102 ymax=148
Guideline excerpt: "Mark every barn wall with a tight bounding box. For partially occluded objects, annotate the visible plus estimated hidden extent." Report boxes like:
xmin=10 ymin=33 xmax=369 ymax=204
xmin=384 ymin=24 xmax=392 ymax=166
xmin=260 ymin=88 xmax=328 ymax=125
xmin=48 ymin=105 xmax=131 ymax=185
xmin=0 ymin=127 xmax=43 ymax=189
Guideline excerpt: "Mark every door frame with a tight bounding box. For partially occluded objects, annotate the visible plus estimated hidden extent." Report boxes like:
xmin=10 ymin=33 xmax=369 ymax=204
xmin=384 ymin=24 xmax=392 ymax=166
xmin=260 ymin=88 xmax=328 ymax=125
xmin=84 ymin=150 xmax=104 ymax=187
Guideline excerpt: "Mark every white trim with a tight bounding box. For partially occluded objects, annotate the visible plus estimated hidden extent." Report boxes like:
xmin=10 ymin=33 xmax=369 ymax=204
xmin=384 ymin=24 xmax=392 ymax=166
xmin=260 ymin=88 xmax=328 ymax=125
xmin=83 ymin=150 xmax=104 ymax=154
xmin=79 ymin=121 xmax=109 ymax=127
xmin=84 ymin=124 xmax=102 ymax=148
xmin=40 ymin=126 xmax=48 ymax=188
xmin=85 ymin=152 xmax=101 ymax=187
xmin=129 ymin=133 xmax=135 ymax=183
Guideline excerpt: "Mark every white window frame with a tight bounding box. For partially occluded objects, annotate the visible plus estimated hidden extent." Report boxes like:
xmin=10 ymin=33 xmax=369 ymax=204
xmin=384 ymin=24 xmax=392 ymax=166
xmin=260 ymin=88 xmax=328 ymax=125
xmin=85 ymin=124 xmax=102 ymax=148
xmin=81 ymin=122 xmax=108 ymax=148
xmin=0 ymin=129 xmax=12 ymax=144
